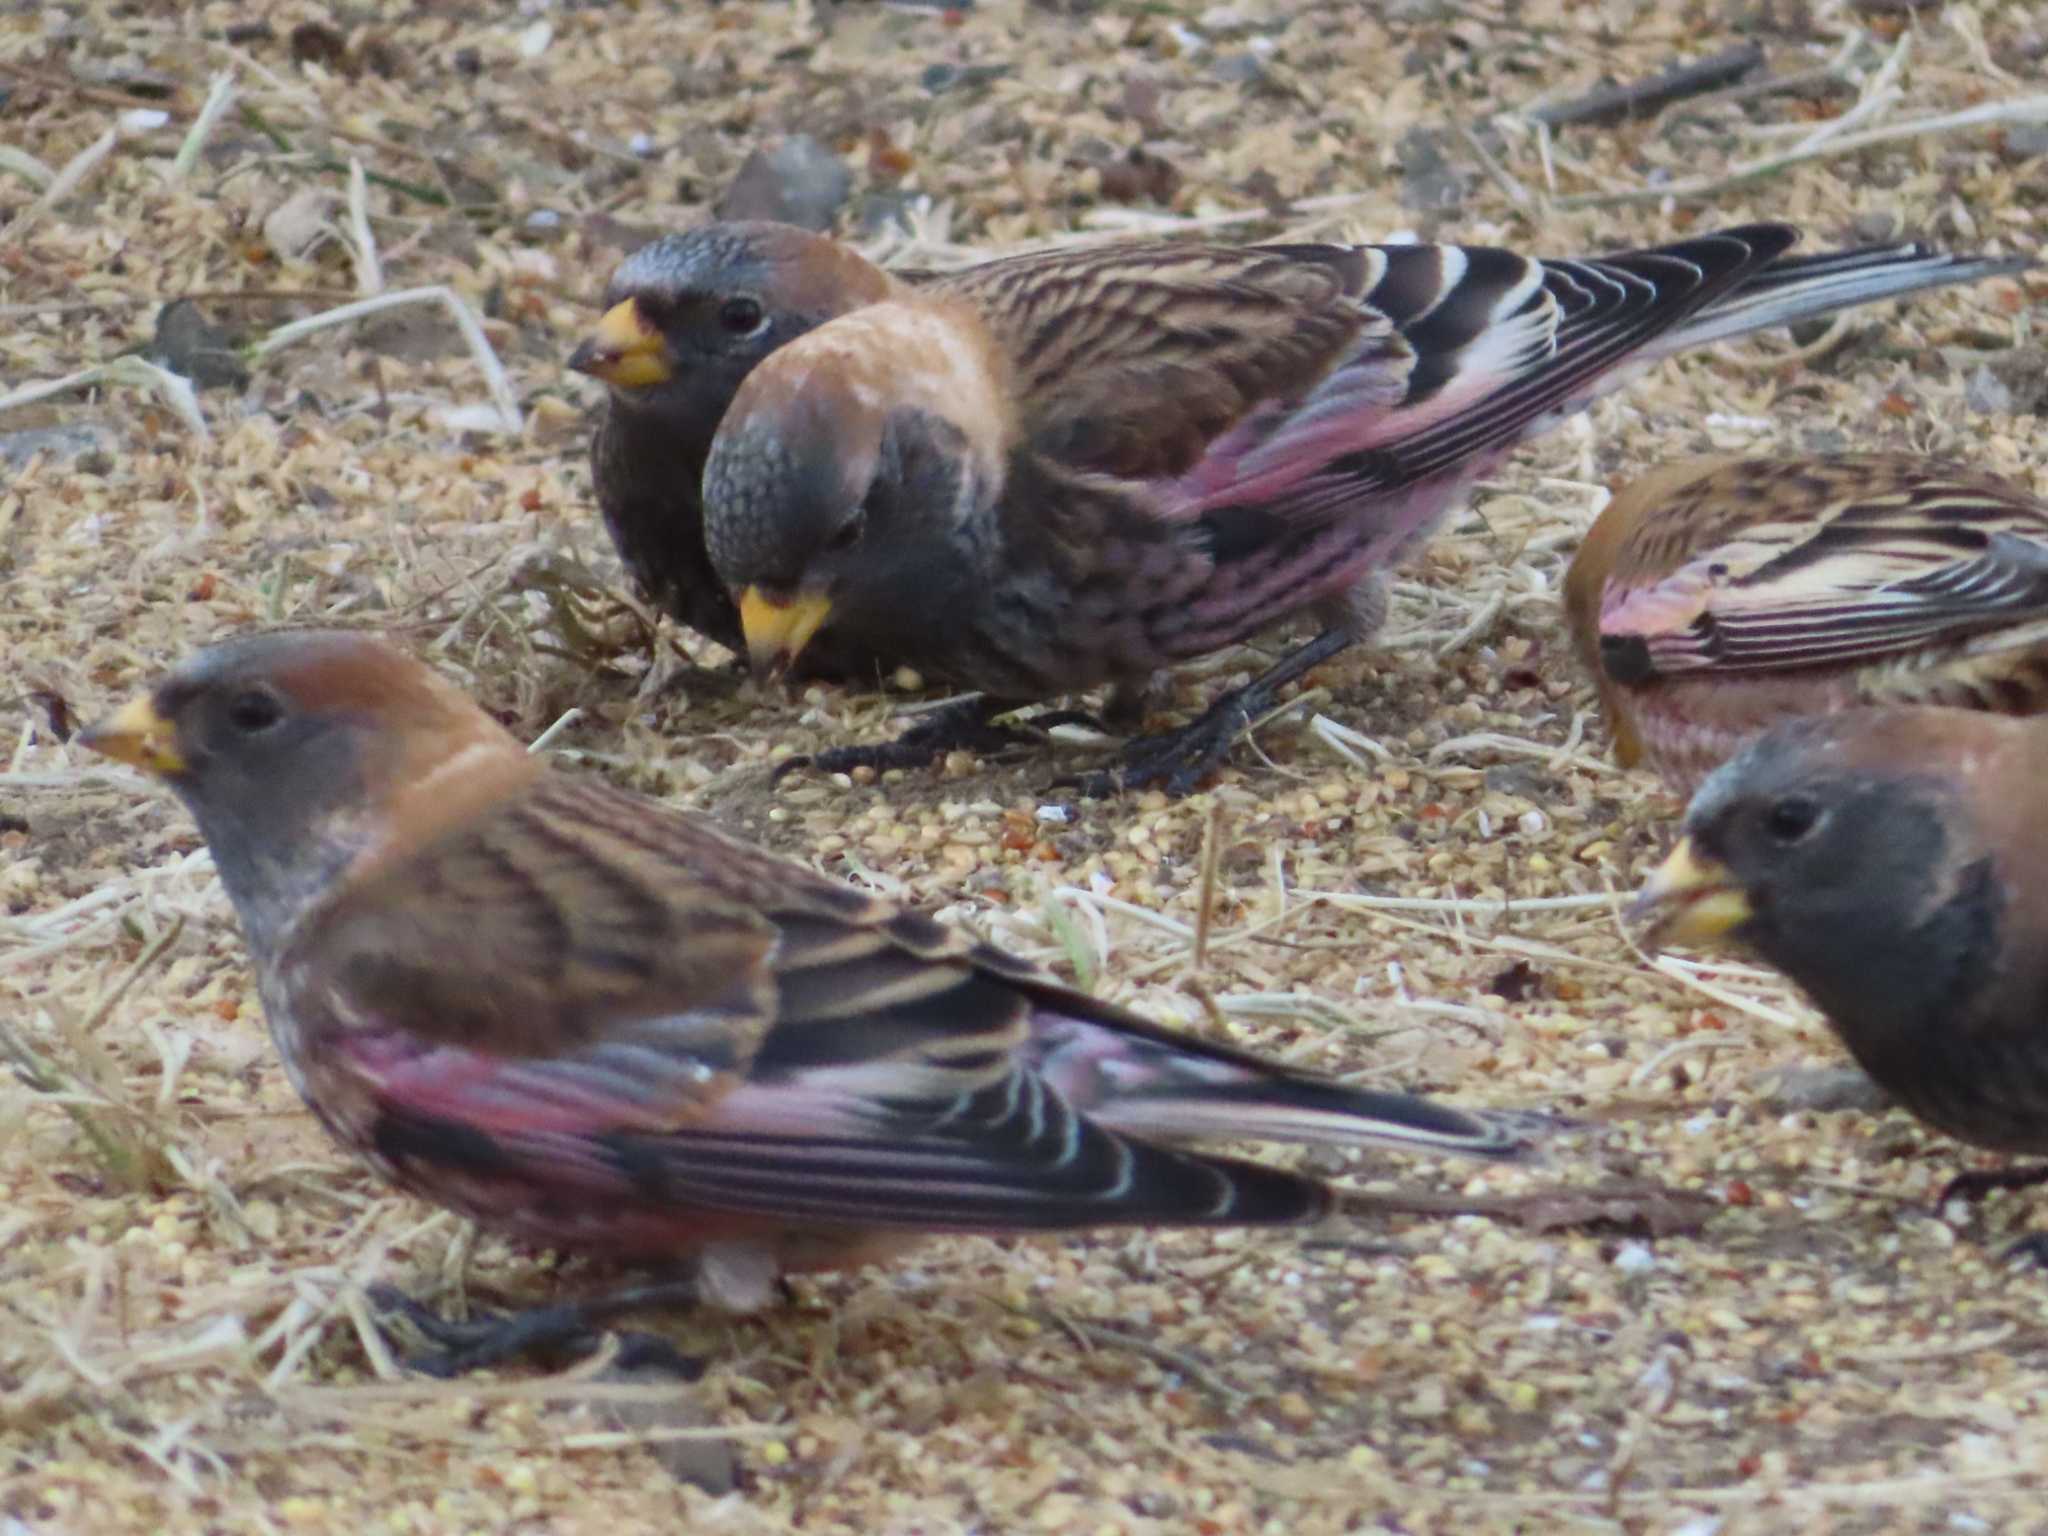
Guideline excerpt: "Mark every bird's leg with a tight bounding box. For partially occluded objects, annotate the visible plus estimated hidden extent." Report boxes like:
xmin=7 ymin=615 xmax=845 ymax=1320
xmin=368 ymin=1278 xmax=706 ymax=1380
xmin=1933 ymin=1166 xmax=2048 ymax=1267
xmin=1060 ymin=627 xmax=1357 ymax=799
xmin=1936 ymin=1163 xmax=2048 ymax=1210
xmin=771 ymin=696 xmax=1104 ymax=783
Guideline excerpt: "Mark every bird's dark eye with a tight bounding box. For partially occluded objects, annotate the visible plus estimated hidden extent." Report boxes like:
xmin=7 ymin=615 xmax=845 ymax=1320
xmin=718 ymin=296 xmax=766 ymax=336
xmin=1764 ymin=796 xmax=1821 ymax=844
xmin=225 ymin=687 xmax=286 ymax=735
xmin=826 ymin=510 xmax=866 ymax=551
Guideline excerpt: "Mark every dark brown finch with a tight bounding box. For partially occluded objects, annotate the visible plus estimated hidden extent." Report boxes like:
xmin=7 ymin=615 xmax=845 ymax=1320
xmin=81 ymin=630 xmax=1542 ymax=1371
xmin=569 ymin=222 xmax=896 ymax=681
xmin=1633 ymin=706 xmax=2048 ymax=1221
xmin=1568 ymin=454 xmax=2048 ymax=793
xmin=616 ymin=219 xmax=2021 ymax=794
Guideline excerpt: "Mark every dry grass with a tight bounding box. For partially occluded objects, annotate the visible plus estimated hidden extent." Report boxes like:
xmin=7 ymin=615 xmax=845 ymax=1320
xmin=2 ymin=0 xmax=2045 ymax=1531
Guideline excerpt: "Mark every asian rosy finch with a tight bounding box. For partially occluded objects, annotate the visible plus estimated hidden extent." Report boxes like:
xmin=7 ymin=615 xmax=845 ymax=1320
xmin=82 ymin=630 xmax=1541 ymax=1372
xmin=1634 ymin=706 xmax=2048 ymax=1243
xmin=672 ymin=222 xmax=2023 ymax=792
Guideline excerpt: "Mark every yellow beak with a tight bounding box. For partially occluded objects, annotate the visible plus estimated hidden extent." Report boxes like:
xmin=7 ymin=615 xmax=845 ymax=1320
xmin=1630 ymin=836 xmax=1754 ymax=949
xmin=567 ymin=299 xmax=673 ymax=389
xmin=78 ymin=695 xmax=185 ymax=776
xmin=739 ymin=586 xmax=834 ymax=678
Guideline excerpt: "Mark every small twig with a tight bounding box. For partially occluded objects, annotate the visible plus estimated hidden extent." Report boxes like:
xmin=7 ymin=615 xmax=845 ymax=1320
xmin=0 ymin=289 xmax=363 ymax=318
xmin=1339 ymin=1179 xmax=1718 ymax=1238
xmin=1313 ymin=890 xmax=1615 ymax=918
xmin=0 ymin=918 xmax=187 ymax=1191
xmin=3 ymin=126 xmax=117 ymax=241
xmin=0 ymin=146 xmax=53 ymax=189
xmin=238 ymin=105 xmax=457 ymax=209
xmin=526 ymin=708 xmax=584 ymax=757
xmin=250 ymin=286 xmax=522 ymax=435
xmin=169 ymin=69 xmax=237 ymax=181
xmin=0 ymin=59 xmax=193 ymax=114
xmin=82 ymin=917 xmax=189 ymax=1037
xmin=1452 ymin=118 xmax=1532 ymax=207
xmin=346 ymin=159 xmax=383 ymax=296
xmin=1190 ymin=802 xmax=1225 ymax=974
xmin=1556 ymin=91 xmax=2048 ymax=208
xmin=1527 ymin=44 xmax=1764 ymax=128
xmin=1647 ymin=955 xmax=1804 ymax=1029
xmin=1690 ymin=67 xmax=1855 ymax=120
xmin=0 ymin=356 xmax=210 ymax=443
xmin=1839 ymin=1323 xmax=2018 ymax=1365
xmin=1308 ymin=714 xmax=1393 ymax=770
xmin=1025 ymin=1307 xmax=1246 ymax=1407
xmin=1781 ymin=30 xmax=1909 ymax=157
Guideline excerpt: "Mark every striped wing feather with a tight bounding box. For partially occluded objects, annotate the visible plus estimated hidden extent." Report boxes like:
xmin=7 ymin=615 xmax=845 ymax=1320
xmin=1598 ymin=457 xmax=2048 ymax=675
xmin=294 ymin=776 xmax=1334 ymax=1231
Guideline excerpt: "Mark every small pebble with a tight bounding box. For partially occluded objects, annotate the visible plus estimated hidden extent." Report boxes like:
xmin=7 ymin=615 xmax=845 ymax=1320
xmin=716 ymin=134 xmax=853 ymax=231
xmin=1966 ymin=365 xmax=2016 ymax=415
xmin=1612 ymin=1242 xmax=1656 ymax=1274
xmin=2003 ymin=124 xmax=2048 ymax=158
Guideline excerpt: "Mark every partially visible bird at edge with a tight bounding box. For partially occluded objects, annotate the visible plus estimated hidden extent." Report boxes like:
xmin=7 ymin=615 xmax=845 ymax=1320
xmin=1631 ymin=705 xmax=2048 ymax=1259
xmin=1567 ymin=452 xmax=2048 ymax=795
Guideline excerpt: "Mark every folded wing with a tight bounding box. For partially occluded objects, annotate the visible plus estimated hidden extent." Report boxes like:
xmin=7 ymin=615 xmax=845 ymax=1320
xmin=1597 ymin=457 xmax=2048 ymax=676
xmin=296 ymin=776 xmax=1529 ymax=1237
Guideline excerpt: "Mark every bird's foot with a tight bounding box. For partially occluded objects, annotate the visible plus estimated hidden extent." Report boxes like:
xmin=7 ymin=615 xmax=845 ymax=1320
xmin=772 ymin=698 xmax=1102 ymax=784
xmin=1937 ymin=1164 xmax=2048 ymax=1211
xmin=1057 ymin=699 xmax=1256 ymax=800
xmin=1056 ymin=628 xmax=1357 ymax=799
xmin=367 ymin=1280 xmax=705 ymax=1380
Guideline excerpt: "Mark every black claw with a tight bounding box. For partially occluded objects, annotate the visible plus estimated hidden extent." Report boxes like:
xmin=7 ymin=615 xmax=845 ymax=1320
xmin=1056 ymin=707 xmax=1250 ymax=799
xmin=1937 ymin=1164 xmax=2048 ymax=1210
xmin=366 ymin=1280 xmax=704 ymax=1379
xmin=1057 ymin=627 xmax=1359 ymax=799
xmin=369 ymin=1285 xmax=602 ymax=1376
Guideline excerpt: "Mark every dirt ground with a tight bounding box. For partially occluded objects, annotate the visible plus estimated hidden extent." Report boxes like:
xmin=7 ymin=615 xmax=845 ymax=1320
xmin=3 ymin=0 xmax=2047 ymax=1531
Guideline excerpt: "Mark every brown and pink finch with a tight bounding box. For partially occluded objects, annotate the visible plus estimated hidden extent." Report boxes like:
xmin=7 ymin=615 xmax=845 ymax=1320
xmin=82 ymin=630 xmax=1541 ymax=1374
xmin=1568 ymin=454 xmax=2048 ymax=794
xmin=571 ymin=218 xmax=2025 ymax=794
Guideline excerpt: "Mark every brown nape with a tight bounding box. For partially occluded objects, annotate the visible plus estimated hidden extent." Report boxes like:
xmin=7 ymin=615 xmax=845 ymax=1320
xmin=249 ymin=633 xmax=514 ymax=749
xmin=1803 ymin=709 xmax=2048 ymax=950
xmin=1887 ymin=711 xmax=2048 ymax=953
xmin=747 ymin=221 xmax=900 ymax=314
xmin=1800 ymin=700 xmax=2045 ymax=775
xmin=247 ymin=633 xmax=539 ymax=864
xmin=734 ymin=298 xmax=1018 ymax=462
xmin=727 ymin=344 xmax=892 ymax=488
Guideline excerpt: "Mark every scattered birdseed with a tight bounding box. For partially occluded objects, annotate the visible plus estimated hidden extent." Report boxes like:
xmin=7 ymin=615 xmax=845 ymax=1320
xmin=1 ymin=0 xmax=2042 ymax=1529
